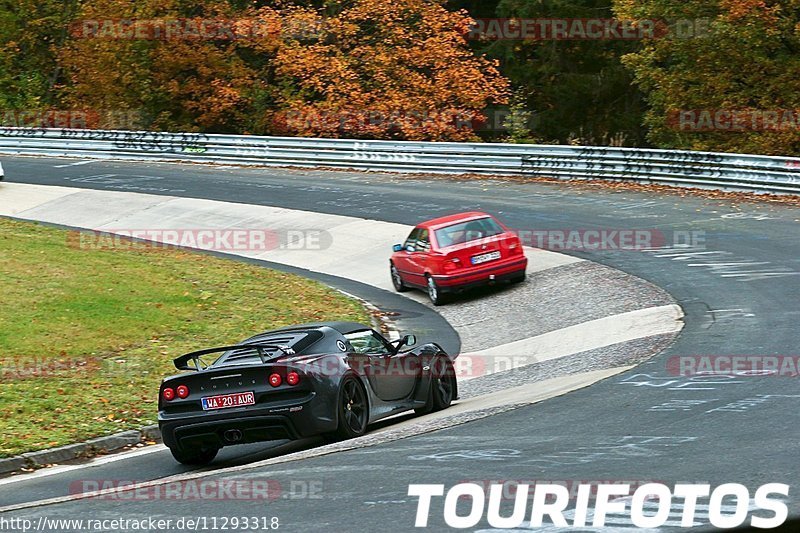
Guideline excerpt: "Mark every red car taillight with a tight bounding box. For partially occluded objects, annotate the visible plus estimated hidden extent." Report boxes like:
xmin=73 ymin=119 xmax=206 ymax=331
xmin=508 ymin=240 xmax=523 ymax=255
xmin=286 ymin=372 xmax=300 ymax=386
xmin=176 ymin=385 xmax=189 ymax=399
xmin=443 ymin=258 xmax=461 ymax=272
xmin=162 ymin=387 xmax=175 ymax=401
xmin=269 ymin=373 xmax=282 ymax=387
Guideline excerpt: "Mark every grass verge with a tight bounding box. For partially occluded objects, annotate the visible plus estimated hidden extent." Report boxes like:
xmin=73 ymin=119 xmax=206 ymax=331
xmin=0 ymin=218 xmax=370 ymax=457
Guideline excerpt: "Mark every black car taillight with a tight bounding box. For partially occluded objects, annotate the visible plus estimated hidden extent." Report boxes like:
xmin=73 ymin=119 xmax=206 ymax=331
xmin=269 ymin=373 xmax=282 ymax=387
xmin=176 ymin=385 xmax=189 ymax=398
xmin=162 ymin=387 xmax=175 ymax=401
xmin=286 ymin=371 xmax=300 ymax=386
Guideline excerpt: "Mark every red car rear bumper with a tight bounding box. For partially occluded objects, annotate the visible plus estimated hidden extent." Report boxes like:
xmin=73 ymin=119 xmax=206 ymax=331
xmin=431 ymin=256 xmax=528 ymax=290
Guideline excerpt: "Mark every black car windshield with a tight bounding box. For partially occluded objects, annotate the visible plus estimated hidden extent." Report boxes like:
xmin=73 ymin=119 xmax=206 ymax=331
xmin=434 ymin=217 xmax=504 ymax=248
xmin=344 ymin=330 xmax=392 ymax=355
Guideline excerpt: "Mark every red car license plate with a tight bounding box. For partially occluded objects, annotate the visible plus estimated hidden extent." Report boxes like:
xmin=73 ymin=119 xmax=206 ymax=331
xmin=202 ymin=391 xmax=255 ymax=411
xmin=471 ymin=250 xmax=501 ymax=265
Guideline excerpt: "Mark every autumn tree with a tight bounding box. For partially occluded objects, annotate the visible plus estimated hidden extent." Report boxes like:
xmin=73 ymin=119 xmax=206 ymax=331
xmin=58 ymin=0 xmax=282 ymax=132
xmin=614 ymin=0 xmax=800 ymax=155
xmin=271 ymin=0 xmax=509 ymax=141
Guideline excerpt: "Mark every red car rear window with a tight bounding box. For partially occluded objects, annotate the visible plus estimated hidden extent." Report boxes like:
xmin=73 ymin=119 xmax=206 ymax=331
xmin=434 ymin=217 xmax=505 ymax=248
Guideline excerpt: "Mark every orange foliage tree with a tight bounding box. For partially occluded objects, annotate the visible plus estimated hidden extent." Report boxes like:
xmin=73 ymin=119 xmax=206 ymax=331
xmin=58 ymin=0 xmax=508 ymax=139
xmin=58 ymin=0 xmax=281 ymax=132
xmin=271 ymin=0 xmax=509 ymax=141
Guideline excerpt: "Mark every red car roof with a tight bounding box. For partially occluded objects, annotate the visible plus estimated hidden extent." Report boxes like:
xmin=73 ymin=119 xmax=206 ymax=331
xmin=418 ymin=211 xmax=493 ymax=230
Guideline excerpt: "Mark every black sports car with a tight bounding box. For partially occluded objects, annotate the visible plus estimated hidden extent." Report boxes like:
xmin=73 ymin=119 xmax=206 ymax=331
xmin=158 ymin=322 xmax=457 ymax=465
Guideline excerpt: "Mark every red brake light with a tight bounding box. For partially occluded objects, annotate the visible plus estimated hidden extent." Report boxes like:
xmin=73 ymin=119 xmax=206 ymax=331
xmin=176 ymin=385 xmax=189 ymax=399
xmin=443 ymin=257 xmax=461 ymax=272
xmin=286 ymin=372 xmax=300 ymax=386
xmin=269 ymin=373 xmax=282 ymax=387
xmin=162 ymin=387 xmax=175 ymax=401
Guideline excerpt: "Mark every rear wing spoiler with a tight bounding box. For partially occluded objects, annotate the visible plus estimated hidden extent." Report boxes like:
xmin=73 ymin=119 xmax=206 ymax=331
xmin=172 ymin=343 xmax=295 ymax=371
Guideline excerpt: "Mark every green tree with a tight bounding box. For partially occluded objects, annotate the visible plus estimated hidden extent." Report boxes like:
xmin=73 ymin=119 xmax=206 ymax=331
xmin=456 ymin=0 xmax=647 ymax=145
xmin=0 ymin=0 xmax=80 ymax=111
xmin=615 ymin=0 xmax=800 ymax=155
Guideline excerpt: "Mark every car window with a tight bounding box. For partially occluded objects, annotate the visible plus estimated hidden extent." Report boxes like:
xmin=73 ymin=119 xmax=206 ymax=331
xmin=344 ymin=330 xmax=392 ymax=355
xmin=416 ymin=228 xmax=431 ymax=252
xmin=402 ymin=227 xmax=431 ymax=252
xmin=403 ymin=227 xmax=421 ymax=249
xmin=435 ymin=217 xmax=504 ymax=247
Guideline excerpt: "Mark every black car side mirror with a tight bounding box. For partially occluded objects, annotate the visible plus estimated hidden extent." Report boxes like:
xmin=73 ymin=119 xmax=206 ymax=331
xmin=392 ymin=334 xmax=417 ymax=354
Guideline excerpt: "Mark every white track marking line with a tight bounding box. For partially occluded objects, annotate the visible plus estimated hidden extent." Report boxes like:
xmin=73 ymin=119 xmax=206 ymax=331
xmin=461 ymin=305 xmax=683 ymax=380
xmin=53 ymin=160 xmax=97 ymax=168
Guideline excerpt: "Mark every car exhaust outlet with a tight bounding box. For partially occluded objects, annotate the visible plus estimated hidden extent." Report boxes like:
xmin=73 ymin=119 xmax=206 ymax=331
xmin=223 ymin=429 xmax=243 ymax=443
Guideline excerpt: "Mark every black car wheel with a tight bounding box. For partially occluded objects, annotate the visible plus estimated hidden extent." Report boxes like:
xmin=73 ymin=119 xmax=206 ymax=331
xmin=390 ymin=263 xmax=409 ymax=292
xmin=169 ymin=446 xmax=219 ymax=466
xmin=431 ymin=358 xmax=456 ymax=411
xmin=332 ymin=375 xmax=368 ymax=440
xmin=415 ymin=358 xmax=456 ymax=415
xmin=426 ymin=275 xmax=446 ymax=306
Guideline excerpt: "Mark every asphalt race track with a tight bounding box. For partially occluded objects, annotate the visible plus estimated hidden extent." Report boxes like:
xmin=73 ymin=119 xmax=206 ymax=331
xmin=1 ymin=156 xmax=799 ymax=531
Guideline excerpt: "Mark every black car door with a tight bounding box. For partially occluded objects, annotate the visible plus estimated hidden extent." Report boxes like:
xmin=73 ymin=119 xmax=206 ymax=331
xmin=346 ymin=330 xmax=419 ymax=401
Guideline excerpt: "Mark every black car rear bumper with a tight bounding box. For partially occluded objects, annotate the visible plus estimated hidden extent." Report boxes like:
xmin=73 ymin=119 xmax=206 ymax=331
xmin=159 ymin=400 xmax=335 ymax=451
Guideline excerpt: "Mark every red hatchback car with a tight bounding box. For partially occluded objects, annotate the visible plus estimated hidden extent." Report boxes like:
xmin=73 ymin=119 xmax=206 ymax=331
xmin=390 ymin=212 xmax=528 ymax=305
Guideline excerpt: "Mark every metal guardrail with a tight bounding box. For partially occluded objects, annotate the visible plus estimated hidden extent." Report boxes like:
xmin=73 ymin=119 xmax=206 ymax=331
xmin=0 ymin=127 xmax=799 ymax=194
